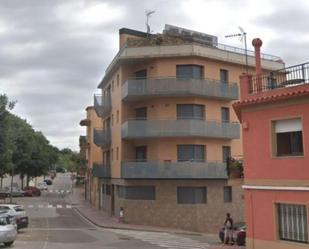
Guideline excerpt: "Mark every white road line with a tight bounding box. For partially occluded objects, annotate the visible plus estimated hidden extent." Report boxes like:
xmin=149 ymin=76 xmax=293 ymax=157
xmin=66 ymin=205 xmax=72 ymax=209
xmin=56 ymin=204 xmax=62 ymax=208
xmin=38 ymin=204 xmax=44 ymax=208
xmin=110 ymin=230 xmax=210 ymax=249
xmin=47 ymin=204 xmax=53 ymax=208
xmin=27 ymin=205 xmax=34 ymax=208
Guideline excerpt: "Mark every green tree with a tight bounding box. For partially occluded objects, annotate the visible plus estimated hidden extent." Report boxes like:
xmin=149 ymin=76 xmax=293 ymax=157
xmin=0 ymin=94 xmax=15 ymax=187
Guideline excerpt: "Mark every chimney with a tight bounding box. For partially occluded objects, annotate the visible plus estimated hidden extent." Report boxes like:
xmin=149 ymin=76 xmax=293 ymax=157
xmin=252 ymin=38 xmax=263 ymax=91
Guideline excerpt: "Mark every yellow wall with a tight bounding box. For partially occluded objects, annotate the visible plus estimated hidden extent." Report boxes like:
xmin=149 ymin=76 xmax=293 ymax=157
xmin=100 ymin=55 xmax=252 ymax=178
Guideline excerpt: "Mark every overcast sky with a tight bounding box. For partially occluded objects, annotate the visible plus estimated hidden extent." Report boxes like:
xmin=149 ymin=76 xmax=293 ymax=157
xmin=1 ymin=0 xmax=309 ymax=151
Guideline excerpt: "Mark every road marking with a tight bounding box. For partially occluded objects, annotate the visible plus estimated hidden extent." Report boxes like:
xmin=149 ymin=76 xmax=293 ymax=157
xmin=47 ymin=204 xmax=53 ymax=208
xmin=110 ymin=230 xmax=210 ymax=249
xmin=66 ymin=205 xmax=72 ymax=209
xmin=24 ymin=204 xmax=72 ymax=209
xmin=38 ymin=204 xmax=44 ymax=208
xmin=56 ymin=204 xmax=62 ymax=209
xmin=28 ymin=205 xmax=34 ymax=208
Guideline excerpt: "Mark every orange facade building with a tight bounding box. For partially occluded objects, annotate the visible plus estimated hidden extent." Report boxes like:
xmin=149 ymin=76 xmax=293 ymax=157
xmin=83 ymin=25 xmax=284 ymax=233
xmin=234 ymin=39 xmax=309 ymax=248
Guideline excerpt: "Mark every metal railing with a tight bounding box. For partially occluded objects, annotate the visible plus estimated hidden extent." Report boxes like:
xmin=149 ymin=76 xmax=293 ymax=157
xmin=92 ymin=163 xmax=111 ymax=178
xmin=121 ymin=160 xmax=228 ymax=179
xmin=249 ymin=62 xmax=309 ymax=94
xmin=93 ymin=94 xmax=111 ymax=117
xmin=122 ymin=119 xmax=240 ymax=140
xmin=93 ymin=128 xmax=111 ymax=147
xmin=122 ymin=77 xmax=239 ymax=101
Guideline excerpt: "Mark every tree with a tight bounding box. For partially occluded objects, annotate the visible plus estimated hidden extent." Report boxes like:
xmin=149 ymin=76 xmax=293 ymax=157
xmin=0 ymin=94 xmax=15 ymax=187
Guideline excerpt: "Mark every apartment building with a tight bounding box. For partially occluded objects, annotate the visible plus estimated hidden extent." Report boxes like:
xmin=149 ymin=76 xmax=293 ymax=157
xmin=234 ymin=39 xmax=309 ymax=248
xmin=80 ymin=106 xmax=102 ymax=207
xmin=90 ymin=25 xmax=284 ymax=233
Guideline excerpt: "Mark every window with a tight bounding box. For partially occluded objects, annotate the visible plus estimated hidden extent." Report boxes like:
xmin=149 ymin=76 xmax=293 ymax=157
xmin=177 ymin=187 xmax=207 ymax=204
xmin=135 ymin=107 xmax=147 ymax=120
xmin=273 ymin=118 xmax=303 ymax=156
xmin=177 ymin=145 xmax=205 ymax=162
xmin=221 ymin=107 xmax=230 ymax=122
xmin=111 ymin=114 xmax=114 ymax=126
xmin=106 ymin=185 xmax=111 ymax=195
xmin=116 ymin=110 xmax=119 ymax=123
xmin=111 ymin=149 xmax=114 ymax=161
xmin=102 ymin=184 xmax=105 ymax=194
xmin=116 ymin=147 xmax=119 ymax=160
xmin=220 ymin=69 xmax=229 ymax=83
xmin=177 ymin=104 xmax=204 ymax=120
xmin=223 ymin=186 xmax=232 ymax=203
xmin=277 ymin=203 xmax=308 ymax=244
xmin=117 ymin=186 xmax=155 ymax=200
xmin=112 ymin=80 xmax=115 ymax=91
xmin=117 ymin=74 xmax=120 ymax=86
xmin=176 ymin=65 xmax=204 ymax=79
xmin=222 ymin=146 xmax=231 ymax=163
xmin=135 ymin=69 xmax=147 ymax=79
xmin=136 ymin=146 xmax=147 ymax=162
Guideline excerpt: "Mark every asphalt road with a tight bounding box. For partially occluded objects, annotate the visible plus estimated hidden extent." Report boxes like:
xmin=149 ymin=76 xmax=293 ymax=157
xmin=2 ymin=174 xmax=216 ymax=249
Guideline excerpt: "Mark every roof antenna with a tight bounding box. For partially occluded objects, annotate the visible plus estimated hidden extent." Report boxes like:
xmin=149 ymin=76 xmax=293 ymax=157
xmin=145 ymin=10 xmax=155 ymax=36
xmin=225 ymin=27 xmax=248 ymax=74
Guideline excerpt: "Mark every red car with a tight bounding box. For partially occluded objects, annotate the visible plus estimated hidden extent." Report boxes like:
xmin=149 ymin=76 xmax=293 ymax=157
xmin=23 ymin=187 xmax=41 ymax=197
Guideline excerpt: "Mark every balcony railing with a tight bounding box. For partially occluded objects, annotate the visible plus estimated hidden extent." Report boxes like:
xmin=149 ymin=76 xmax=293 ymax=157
xmin=122 ymin=119 xmax=240 ymax=140
xmin=249 ymin=62 xmax=309 ymax=94
xmin=92 ymin=163 xmax=111 ymax=178
xmin=93 ymin=128 xmax=111 ymax=147
xmin=122 ymin=77 xmax=239 ymax=101
xmin=94 ymin=94 xmax=111 ymax=118
xmin=121 ymin=161 xmax=227 ymax=179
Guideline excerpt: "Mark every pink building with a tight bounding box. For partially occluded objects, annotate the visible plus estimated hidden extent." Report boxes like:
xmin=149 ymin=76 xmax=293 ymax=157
xmin=234 ymin=39 xmax=309 ymax=249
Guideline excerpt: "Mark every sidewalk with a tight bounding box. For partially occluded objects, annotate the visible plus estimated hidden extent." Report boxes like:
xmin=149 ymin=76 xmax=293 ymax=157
xmin=67 ymin=187 xmax=245 ymax=248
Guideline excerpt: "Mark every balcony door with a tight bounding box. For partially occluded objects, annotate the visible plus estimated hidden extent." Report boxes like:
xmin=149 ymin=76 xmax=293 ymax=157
xmin=177 ymin=104 xmax=204 ymax=120
xmin=135 ymin=107 xmax=147 ymax=120
xmin=222 ymin=146 xmax=231 ymax=163
xmin=177 ymin=145 xmax=205 ymax=162
xmin=136 ymin=146 xmax=147 ymax=162
xmin=135 ymin=69 xmax=147 ymax=79
xmin=176 ymin=65 xmax=204 ymax=79
xmin=221 ymin=107 xmax=230 ymax=122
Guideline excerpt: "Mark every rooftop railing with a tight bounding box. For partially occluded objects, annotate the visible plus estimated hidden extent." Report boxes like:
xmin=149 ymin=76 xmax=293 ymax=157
xmin=249 ymin=62 xmax=309 ymax=94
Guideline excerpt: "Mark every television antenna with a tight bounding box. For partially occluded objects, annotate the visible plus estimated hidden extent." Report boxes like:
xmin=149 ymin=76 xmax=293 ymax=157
xmin=145 ymin=10 xmax=155 ymax=36
xmin=225 ymin=27 xmax=248 ymax=74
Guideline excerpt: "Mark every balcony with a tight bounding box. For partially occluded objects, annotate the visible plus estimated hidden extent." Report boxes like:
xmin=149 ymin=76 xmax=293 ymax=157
xmin=122 ymin=119 xmax=240 ymax=140
xmin=93 ymin=128 xmax=111 ymax=147
xmin=92 ymin=163 xmax=111 ymax=178
xmin=94 ymin=94 xmax=111 ymax=118
xmin=121 ymin=161 xmax=227 ymax=179
xmin=122 ymin=78 xmax=239 ymax=101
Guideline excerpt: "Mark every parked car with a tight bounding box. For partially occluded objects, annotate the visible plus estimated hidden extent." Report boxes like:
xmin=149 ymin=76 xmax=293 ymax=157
xmin=23 ymin=186 xmax=41 ymax=197
xmin=37 ymin=182 xmax=48 ymax=191
xmin=0 ymin=204 xmax=28 ymax=230
xmin=0 ymin=188 xmax=10 ymax=198
xmin=0 ymin=211 xmax=17 ymax=246
xmin=219 ymin=222 xmax=246 ymax=246
xmin=1 ymin=187 xmax=25 ymax=197
xmin=44 ymin=179 xmax=53 ymax=185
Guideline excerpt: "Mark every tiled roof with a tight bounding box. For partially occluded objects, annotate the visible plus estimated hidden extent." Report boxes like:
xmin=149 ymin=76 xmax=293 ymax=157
xmin=233 ymin=89 xmax=309 ymax=121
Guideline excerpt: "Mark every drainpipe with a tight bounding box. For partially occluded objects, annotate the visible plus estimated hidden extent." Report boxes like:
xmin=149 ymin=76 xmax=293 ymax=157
xmin=252 ymin=38 xmax=263 ymax=92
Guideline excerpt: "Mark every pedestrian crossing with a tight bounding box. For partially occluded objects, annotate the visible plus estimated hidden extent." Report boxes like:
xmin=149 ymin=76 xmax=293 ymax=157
xmin=110 ymin=229 xmax=210 ymax=249
xmin=45 ymin=189 xmax=71 ymax=194
xmin=24 ymin=204 xmax=72 ymax=209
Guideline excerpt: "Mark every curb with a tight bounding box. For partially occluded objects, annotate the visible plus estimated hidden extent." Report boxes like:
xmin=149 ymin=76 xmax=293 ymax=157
xmin=73 ymin=206 xmax=204 ymax=237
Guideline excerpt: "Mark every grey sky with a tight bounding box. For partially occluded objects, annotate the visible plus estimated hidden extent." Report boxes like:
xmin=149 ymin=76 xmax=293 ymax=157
xmin=1 ymin=0 xmax=309 ymax=151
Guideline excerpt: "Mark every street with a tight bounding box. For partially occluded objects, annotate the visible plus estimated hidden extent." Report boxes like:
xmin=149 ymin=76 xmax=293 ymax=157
xmin=3 ymin=174 xmax=218 ymax=249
